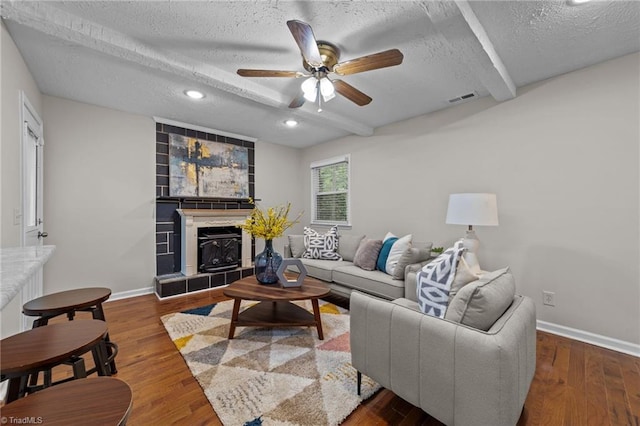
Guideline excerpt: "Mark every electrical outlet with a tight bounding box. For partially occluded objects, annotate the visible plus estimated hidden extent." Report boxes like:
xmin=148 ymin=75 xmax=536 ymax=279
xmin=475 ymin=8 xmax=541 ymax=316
xmin=543 ymin=291 xmax=555 ymax=306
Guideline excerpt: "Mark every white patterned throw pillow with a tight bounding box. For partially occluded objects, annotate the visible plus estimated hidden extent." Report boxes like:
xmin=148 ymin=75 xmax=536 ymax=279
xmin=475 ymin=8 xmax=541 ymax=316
xmin=302 ymin=226 xmax=342 ymax=260
xmin=416 ymin=241 xmax=466 ymax=318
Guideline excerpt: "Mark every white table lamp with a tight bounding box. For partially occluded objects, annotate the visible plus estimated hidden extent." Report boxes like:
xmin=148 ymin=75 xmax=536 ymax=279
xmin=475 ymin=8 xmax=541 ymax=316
xmin=445 ymin=193 xmax=499 ymax=271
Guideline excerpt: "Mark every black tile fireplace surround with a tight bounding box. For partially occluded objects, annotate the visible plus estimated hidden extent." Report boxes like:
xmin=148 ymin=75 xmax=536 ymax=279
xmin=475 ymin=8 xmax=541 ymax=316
xmin=154 ymin=122 xmax=255 ymax=298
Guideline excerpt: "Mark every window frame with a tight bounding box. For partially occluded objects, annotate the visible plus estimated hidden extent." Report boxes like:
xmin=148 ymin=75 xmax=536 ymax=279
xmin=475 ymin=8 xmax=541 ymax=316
xmin=310 ymin=154 xmax=351 ymax=227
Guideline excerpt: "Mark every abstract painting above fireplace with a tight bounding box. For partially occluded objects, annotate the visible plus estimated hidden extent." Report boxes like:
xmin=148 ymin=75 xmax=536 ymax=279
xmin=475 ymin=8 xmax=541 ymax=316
xmin=169 ymin=134 xmax=249 ymax=198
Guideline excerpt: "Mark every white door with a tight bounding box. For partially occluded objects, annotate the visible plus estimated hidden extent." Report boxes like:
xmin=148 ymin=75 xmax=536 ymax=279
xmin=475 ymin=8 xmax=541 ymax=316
xmin=22 ymin=92 xmax=45 ymax=247
xmin=20 ymin=93 xmax=45 ymax=331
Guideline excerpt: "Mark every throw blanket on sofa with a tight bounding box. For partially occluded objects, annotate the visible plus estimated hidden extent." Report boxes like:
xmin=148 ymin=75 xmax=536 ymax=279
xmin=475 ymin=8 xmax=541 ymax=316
xmin=416 ymin=241 xmax=465 ymax=318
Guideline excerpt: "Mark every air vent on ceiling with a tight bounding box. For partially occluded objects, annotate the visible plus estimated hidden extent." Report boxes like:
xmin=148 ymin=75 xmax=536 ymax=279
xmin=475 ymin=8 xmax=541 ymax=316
xmin=448 ymin=92 xmax=477 ymax=104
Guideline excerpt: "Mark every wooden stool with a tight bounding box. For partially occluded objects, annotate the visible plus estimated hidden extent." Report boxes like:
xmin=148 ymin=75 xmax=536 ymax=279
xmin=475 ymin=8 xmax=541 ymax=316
xmin=1 ymin=320 xmax=110 ymax=403
xmin=1 ymin=377 xmax=132 ymax=425
xmin=23 ymin=287 xmax=118 ymax=374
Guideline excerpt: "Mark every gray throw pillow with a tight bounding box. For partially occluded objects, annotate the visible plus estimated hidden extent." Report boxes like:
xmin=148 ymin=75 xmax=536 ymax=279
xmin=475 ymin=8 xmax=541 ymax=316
xmin=287 ymin=235 xmax=305 ymax=258
xmin=352 ymin=239 xmax=383 ymax=271
xmin=338 ymin=234 xmax=365 ymax=262
xmin=392 ymin=242 xmax=434 ymax=280
xmin=444 ymin=267 xmax=516 ymax=331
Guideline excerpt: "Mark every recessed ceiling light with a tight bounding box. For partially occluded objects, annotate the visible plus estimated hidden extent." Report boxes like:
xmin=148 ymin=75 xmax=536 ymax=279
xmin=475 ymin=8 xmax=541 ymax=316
xmin=567 ymin=0 xmax=591 ymax=5
xmin=284 ymin=119 xmax=298 ymax=127
xmin=185 ymin=90 xmax=205 ymax=99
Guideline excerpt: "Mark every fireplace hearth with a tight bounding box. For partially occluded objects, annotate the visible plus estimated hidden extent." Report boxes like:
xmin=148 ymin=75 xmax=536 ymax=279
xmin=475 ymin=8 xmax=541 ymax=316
xmin=198 ymin=227 xmax=242 ymax=272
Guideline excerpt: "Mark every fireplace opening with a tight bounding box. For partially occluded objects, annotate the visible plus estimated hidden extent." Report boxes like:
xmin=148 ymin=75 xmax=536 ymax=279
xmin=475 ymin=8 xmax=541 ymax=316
xmin=198 ymin=226 xmax=242 ymax=273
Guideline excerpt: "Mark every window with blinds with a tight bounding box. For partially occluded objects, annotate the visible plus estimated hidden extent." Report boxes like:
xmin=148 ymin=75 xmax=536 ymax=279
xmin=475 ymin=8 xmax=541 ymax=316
xmin=311 ymin=155 xmax=350 ymax=225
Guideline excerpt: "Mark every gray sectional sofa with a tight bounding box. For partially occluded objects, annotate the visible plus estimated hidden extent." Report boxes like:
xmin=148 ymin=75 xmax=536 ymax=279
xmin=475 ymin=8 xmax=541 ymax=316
xmin=287 ymin=231 xmax=537 ymax=425
xmin=284 ymin=233 xmax=433 ymax=300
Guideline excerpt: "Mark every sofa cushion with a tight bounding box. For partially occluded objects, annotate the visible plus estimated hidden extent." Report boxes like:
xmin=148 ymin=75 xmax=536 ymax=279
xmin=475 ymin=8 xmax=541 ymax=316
xmin=392 ymin=242 xmax=433 ymax=280
xmin=297 ymin=258 xmax=353 ymax=282
xmin=333 ymin=265 xmax=405 ymax=300
xmin=287 ymin=235 xmax=306 ymax=258
xmin=444 ymin=267 xmax=516 ymax=331
xmin=338 ymin=234 xmax=365 ymax=262
xmin=416 ymin=241 xmax=465 ymax=318
xmin=302 ymin=226 xmax=342 ymax=260
xmin=353 ymin=238 xmax=383 ymax=271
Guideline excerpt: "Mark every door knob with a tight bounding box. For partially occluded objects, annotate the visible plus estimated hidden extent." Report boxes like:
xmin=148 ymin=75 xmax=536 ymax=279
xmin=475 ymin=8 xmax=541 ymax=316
xmin=38 ymin=231 xmax=48 ymax=239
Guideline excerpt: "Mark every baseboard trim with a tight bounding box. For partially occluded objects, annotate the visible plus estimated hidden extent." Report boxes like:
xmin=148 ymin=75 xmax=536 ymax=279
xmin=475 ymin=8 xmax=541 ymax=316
xmin=108 ymin=287 xmax=155 ymax=302
xmin=537 ymin=320 xmax=640 ymax=357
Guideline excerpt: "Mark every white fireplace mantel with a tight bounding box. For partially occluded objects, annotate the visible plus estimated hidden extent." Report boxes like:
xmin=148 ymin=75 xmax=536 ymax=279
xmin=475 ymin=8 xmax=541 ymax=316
xmin=177 ymin=209 xmax=253 ymax=277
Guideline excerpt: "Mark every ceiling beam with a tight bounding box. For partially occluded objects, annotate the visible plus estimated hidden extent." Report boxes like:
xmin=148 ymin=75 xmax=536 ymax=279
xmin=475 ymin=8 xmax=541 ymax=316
xmin=421 ymin=0 xmax=516 ymax=101
xmin=0 ymin=1 xmax=374 ymax=136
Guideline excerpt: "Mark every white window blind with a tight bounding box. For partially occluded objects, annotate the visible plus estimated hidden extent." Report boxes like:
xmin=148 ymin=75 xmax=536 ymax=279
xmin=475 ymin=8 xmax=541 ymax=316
xmin=311 ymin=155 xmax=350 ymax=225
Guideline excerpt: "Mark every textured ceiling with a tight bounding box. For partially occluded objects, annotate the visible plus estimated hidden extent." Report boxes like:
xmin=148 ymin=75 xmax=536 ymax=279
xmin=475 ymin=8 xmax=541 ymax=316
xmin=2 ymin=1 xmax=639 ymax=148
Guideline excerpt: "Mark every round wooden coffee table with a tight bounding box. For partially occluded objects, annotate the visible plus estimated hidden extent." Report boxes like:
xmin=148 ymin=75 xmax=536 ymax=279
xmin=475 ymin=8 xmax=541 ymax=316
xmin=1 ymin=377 xmax=132 ymax=425
xmin=223 ymin=275 xmax=331 ymax=340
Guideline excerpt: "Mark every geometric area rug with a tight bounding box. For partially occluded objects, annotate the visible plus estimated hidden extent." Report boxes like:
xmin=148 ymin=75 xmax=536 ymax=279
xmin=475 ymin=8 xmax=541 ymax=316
xmin=161 ymin=299 xmax=381 ymax=426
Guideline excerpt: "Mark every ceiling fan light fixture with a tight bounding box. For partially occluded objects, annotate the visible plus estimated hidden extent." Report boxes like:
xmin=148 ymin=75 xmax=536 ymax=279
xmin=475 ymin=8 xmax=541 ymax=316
xmin=301 ymin=77 xmax=318 ymax=102
xmin=237 ymin=20 xmax=404 ymax=110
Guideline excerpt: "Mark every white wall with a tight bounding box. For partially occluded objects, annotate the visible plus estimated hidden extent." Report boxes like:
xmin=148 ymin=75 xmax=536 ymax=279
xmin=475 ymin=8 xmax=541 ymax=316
xmin=253 ymin=139 xmax=304 ymax=254
xmin=301 ymin=53 xmax=640 ymax=345
xmin=42 ymin=96 xmax=157 ymax=295
xmin=1 ymin=21 xmax=43 ymax=247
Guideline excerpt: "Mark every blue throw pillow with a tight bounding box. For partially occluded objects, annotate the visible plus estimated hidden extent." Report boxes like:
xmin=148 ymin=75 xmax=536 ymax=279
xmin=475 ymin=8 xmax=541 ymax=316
xmin=376 ymin=237 xmax=398 ymax=272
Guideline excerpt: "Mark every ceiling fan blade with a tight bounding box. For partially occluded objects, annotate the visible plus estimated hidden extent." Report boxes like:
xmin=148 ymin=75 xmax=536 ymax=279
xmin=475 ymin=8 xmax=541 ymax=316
xmin=286 ymin=20 xmax=323 ymax=68
xmin=289 ymin=93 xmax=306 ymax=109
xmin=333 ymin=80 xmax=372 ymax=106
xmin=333 ymin=49 xmax=404 ymax=76
xmin=237 ymin=69 xmax=306 ymax=78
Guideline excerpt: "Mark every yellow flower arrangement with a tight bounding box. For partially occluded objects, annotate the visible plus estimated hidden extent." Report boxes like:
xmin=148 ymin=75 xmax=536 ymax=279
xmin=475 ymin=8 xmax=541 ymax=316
xmin=238 ymin=199 xmax=302 ymax=240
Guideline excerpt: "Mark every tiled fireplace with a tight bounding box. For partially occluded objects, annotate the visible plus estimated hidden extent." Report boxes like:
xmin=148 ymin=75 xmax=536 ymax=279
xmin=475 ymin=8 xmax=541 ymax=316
xmin=154 ymin=121 xmax=256 ymax=298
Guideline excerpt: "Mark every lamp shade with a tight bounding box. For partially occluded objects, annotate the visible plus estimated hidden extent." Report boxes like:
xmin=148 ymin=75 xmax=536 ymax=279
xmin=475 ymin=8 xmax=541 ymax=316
xmin=446 ymin=193 xmax=499 ymax=226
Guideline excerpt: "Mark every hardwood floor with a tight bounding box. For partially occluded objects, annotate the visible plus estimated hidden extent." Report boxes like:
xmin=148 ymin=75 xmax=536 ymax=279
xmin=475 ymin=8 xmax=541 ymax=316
xmin=48 ymin=289 xmax=638 ymax=425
